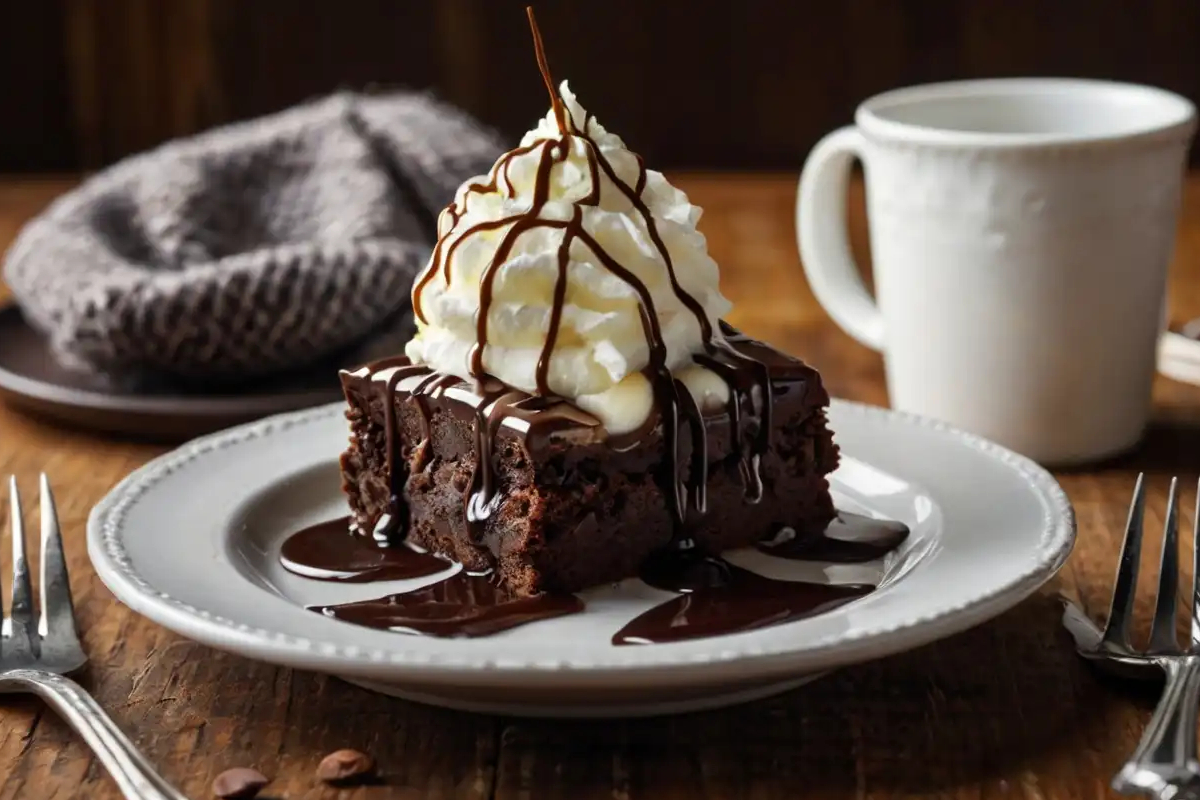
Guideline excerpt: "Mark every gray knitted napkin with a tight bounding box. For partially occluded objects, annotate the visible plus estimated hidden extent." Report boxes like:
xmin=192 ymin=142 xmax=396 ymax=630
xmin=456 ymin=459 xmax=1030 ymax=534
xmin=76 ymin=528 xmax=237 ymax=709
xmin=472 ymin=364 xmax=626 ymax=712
xmin=2 ymin=90 xmax=504 ymax=384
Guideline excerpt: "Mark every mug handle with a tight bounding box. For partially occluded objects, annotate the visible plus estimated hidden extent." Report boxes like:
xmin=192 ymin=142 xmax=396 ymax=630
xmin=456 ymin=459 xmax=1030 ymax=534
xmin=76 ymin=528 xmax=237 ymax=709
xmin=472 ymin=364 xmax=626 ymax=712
xmin=796 ymin=126 xmax=884 ymax=351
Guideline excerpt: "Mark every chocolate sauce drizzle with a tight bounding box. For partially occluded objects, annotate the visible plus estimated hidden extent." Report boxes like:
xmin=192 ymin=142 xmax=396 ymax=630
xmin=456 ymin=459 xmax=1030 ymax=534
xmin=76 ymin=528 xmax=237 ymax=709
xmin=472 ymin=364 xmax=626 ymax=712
xmin=402 ymin=10 xmax=774 ymax=554
xmin=372 ymin=360 xmax=433 ymax=541
xmin=280 ymin=9 xmax=904 ymax=646
xmin=280 ymin=515 xmax=904 ymax=643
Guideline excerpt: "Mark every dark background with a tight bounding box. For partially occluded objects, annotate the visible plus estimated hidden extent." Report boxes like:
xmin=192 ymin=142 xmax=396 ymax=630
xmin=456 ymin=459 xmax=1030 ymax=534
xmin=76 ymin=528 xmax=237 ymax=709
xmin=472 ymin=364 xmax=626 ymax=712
xmin=5 ymin=0 xmax=1200 ymax=173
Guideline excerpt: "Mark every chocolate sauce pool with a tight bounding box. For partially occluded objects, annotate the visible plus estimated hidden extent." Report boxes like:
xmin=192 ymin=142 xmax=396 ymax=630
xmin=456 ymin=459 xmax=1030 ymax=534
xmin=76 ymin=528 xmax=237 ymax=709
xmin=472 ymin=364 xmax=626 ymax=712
xmin=279 ymin=517 xmax=447 ymax=583
xmin=279 ymin=513 xmax=908 ymax=643
xmin=311 ymin=571 xmax=584 ymax=638
xmin=614 ymin=561 xmax=873 ymax=646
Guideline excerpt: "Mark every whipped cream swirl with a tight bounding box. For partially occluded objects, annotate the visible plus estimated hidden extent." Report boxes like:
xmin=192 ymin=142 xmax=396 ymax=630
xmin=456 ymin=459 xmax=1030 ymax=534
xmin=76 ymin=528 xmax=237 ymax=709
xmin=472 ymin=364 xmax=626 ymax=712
xmin=406 ymin=82 xmax=732 ymax=433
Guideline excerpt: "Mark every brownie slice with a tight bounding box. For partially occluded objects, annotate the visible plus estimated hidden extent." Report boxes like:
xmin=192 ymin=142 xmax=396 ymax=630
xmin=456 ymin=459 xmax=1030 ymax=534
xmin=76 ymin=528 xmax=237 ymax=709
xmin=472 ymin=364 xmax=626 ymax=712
xmin=338 ymin=334 xmax=839 ymax=596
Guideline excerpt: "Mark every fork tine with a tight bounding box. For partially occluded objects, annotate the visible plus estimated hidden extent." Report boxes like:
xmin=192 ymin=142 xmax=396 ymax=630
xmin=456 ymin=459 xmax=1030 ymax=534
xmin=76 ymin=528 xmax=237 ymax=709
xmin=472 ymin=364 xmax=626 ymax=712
xmin=1103 ymin=472 xmax=1147 ymax=649
xmin=1148 ymin=477 xmax=1181 ymax=653
xmin=7 ymin=477 xmax=35 ymax=658
xmin=1192 ymin=478 xmax=1200 ymax=650
xmin=38 ymin=474 xmax=79 ymax=643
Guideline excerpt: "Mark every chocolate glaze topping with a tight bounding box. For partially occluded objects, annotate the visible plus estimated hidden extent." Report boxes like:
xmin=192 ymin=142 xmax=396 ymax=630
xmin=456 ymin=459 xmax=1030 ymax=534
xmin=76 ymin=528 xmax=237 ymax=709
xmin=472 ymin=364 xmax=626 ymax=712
xmin=355 ymin=356 xmax=604 ymax=543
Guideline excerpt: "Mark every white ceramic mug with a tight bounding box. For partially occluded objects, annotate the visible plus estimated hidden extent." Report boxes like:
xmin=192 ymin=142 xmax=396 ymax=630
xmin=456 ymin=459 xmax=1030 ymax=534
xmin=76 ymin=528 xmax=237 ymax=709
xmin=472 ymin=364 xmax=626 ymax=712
xmin=797 ymin=78 xmax=1196 ymax=465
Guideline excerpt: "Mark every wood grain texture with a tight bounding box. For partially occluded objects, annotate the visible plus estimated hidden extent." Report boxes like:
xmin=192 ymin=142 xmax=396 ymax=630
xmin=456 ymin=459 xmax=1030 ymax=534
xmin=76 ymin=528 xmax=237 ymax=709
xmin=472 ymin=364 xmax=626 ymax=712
xmin=2 ymin=171 xmax=1200 ymax=797
xmin=0 ymin=3 xmax=74 ymax=173
xmin=7 ymin=0 xmax=1200 ymax=171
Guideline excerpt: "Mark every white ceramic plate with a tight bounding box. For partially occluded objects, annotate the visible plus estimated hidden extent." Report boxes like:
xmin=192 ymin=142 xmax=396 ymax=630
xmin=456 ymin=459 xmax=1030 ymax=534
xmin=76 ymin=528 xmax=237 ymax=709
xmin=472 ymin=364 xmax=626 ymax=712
xmin=88 ymin=400 xmax=1075 ymax=718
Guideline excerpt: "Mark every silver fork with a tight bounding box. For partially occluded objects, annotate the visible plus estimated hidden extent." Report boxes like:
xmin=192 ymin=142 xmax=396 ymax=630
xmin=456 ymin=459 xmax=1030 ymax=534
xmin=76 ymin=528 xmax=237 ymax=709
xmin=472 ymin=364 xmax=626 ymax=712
xmin=2 ymin=476 xmax=187 ymax=799
xmin=1069 ymin=473 xmax=1200 ymax=799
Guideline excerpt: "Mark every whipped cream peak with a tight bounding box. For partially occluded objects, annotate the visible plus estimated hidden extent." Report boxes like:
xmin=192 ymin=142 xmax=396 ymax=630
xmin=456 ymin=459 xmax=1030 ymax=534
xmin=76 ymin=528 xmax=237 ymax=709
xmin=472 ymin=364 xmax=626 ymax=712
xmin=525 ymin=80 xmax=612 ymax=145
xmin=406 ymin=75 xmax=732 ymax=433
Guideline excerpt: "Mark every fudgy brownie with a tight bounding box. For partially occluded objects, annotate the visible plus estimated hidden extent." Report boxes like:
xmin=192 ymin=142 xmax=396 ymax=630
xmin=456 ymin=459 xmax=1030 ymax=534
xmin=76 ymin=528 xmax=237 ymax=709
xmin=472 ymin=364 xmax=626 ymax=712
xmin=338 ymin=329 xmax=838 ymax=596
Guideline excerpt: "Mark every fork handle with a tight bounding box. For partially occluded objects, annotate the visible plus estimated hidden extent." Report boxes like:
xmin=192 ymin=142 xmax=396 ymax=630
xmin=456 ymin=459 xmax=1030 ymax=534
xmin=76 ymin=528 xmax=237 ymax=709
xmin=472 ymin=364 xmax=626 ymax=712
xmin=0 ymin=669 xmax=188 ymax=800
xmin=1114 ymin=658 xmax=1200 ymax=799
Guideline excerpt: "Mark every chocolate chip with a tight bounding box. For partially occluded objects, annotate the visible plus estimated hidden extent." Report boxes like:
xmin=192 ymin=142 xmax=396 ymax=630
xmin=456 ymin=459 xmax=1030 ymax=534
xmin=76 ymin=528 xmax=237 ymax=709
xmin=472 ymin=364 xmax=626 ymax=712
xmin=212 ymin=767 xmax=269 ymax=799
xmin=316 ymin=748 xmax=376 ymax=784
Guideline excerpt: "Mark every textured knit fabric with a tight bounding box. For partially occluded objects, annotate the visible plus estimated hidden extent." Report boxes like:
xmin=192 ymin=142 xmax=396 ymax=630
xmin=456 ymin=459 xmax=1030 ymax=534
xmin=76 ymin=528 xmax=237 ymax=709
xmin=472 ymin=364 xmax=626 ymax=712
xmin=2 ymin=91 xmax=504 ymax=382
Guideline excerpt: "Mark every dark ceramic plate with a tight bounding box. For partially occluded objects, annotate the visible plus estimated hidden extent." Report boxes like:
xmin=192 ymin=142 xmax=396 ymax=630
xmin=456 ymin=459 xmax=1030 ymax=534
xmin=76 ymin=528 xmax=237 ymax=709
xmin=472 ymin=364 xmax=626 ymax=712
xmin=0 ymin=305 xmax=343 ymax=441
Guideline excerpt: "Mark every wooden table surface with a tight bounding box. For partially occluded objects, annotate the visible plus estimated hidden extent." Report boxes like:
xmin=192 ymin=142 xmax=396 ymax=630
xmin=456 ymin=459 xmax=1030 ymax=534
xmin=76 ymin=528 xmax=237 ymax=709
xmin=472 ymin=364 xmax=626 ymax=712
xmin=3 ymin=172 xmax=1200 ymax=799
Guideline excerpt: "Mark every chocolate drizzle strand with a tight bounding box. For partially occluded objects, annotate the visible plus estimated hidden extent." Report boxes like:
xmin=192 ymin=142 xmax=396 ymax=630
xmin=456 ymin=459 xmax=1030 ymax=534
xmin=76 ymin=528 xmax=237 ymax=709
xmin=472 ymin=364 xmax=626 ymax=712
xmin=536 ymin=205 xmax=581 ymax=395
xmin=529 ymin=5 xmax=569 ymax=135
xmin=371 ymin=358 xmax=430 ymax=543
xmin=465 ymin=384 xmax=524 ymax=537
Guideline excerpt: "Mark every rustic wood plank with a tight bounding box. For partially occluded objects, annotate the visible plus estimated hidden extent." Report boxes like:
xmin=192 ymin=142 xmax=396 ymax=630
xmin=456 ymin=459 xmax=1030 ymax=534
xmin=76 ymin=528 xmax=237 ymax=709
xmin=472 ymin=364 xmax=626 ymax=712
xmin=211 ymin=0 xmax=438 ymax=122
xmin=62 ymin=0 xmax=225 ymax=170
xmin=1 ymin=171 xmax=1200 ymax=797
xmin=62 ymin=0 xmax=102 ymax=170
xmin=10 ymin=2 xmax=1200 ymax=170
xmin=0 ymin=2 xmax=74 ymax=172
